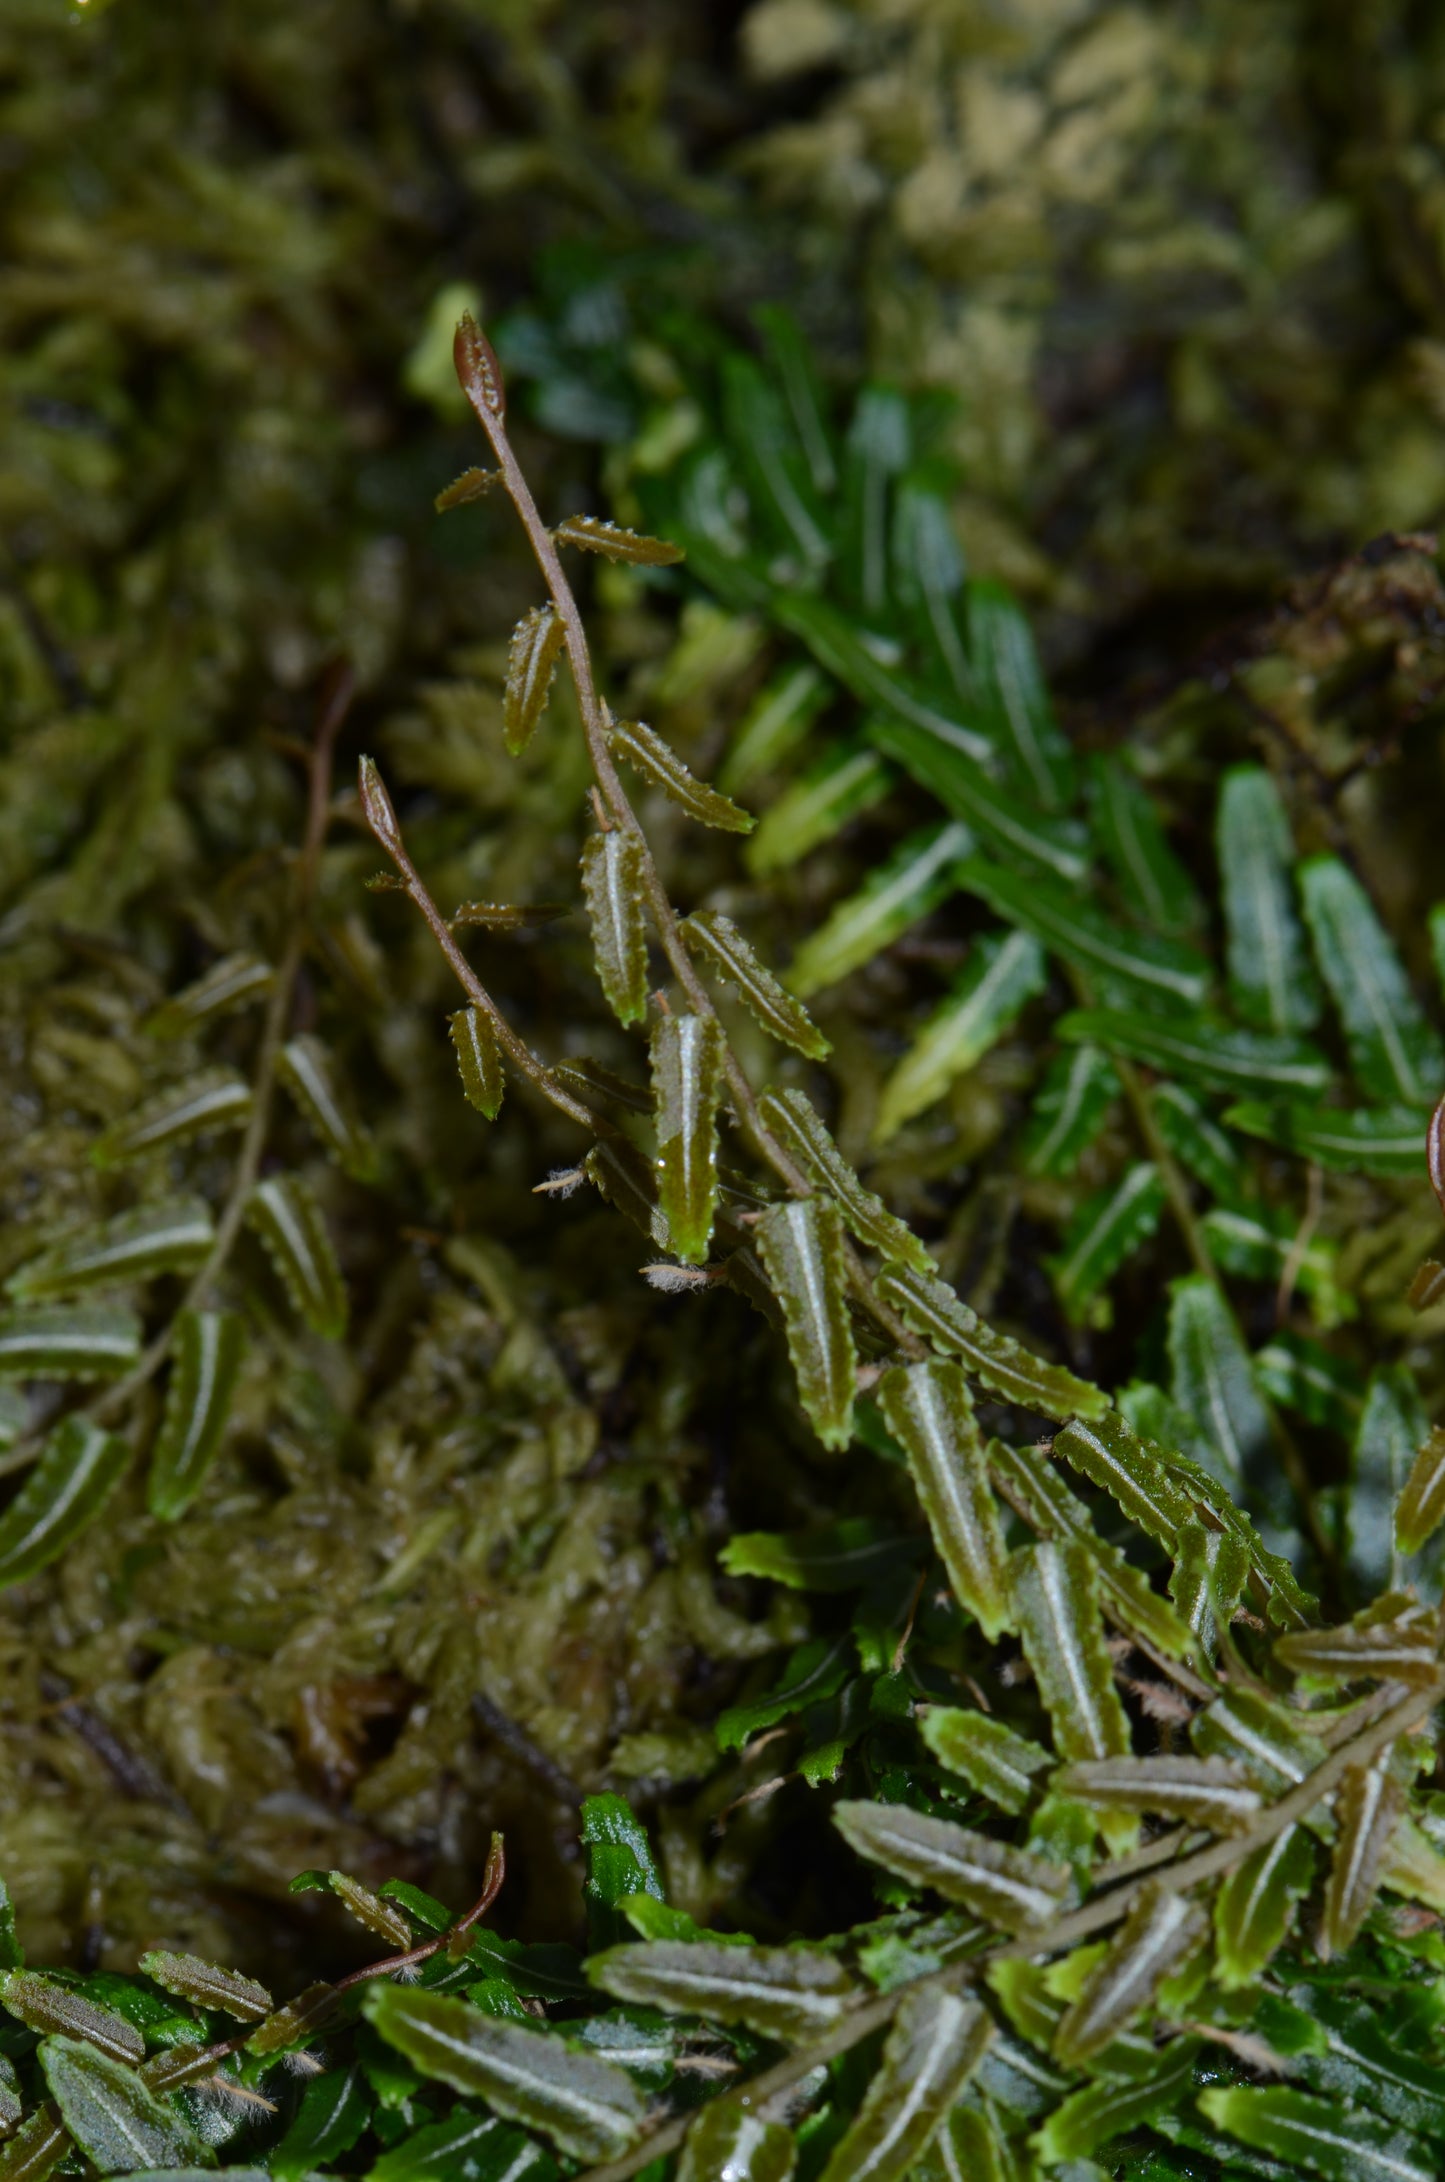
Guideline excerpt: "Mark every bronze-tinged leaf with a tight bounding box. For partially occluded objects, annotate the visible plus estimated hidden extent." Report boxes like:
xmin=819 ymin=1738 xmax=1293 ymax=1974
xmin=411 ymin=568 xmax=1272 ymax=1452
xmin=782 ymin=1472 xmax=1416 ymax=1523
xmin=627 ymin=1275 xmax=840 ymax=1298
xmin=0 ymin=1974 xmax=142 ymax=2064
xmin=650 ymin=1013 xmax=725 ymax=1265
xmin=589 ymin=1938 xmax=858 ymax=2045
xmin=682 ymin=912 xmax=830 ymax=1059
xmin=0 ymin=2105 xmax=70 ymax=2182
xmin=434 ymin=466 xmax=499 ymax=511
xmin=758 ymin=1088 xmax=931 ymax=1273
xmin=503 ymin=604 xmax=565 ymax=756
xmin=1214 ymin=1824 xmax=1315 ymax=1990
xmin=140 ymin=1951 xmax=272 ymax=2024
xmin=580 ymin=830 xmax=650 ymax=1028
xmin=553 ymin=514 xmax=684 ymax=566
xmin=1325 ymin=1756 xmax=1405 ymax=1956
xmin=1274 ymin=1617 xmax=1441 ymax=1690
xmin=147 ymin=1308 xmax=244 ymax=1523
xmin=289 ymin=1868 xmax=411 ymax=1947
xmin=358 ymin=754 xmax=403 ymax=857
xmin=875 ymin=1264 xmax=1108 ymax=1422
xmin=608 ymin=716 xmax=754 ymax=833
xmin=245 ymin=1984 xmax=339 ymax=2056
xmin=1395 ymin=1425 xmax=1445 ymax=1556
xmin=755 ymin=1196 xmax=856 ymax=1451
xmin=91 ymin=1067 xmax=252 ymax=1168
xmin=1054 ymin=1756 xmax=1262 ymax=1835
xmin=877 ymin=1360 xmax=1011 ymax=1639
xmin=1408 ymin=1258 xmax=1445 ymax=1311
xmin=246 ymin=1175 xmax=348 ymax=1340
xmin=833 ymin=1801 xmax=1071 ymax=1933
xmin=453 ymin=311 xmax=505 ymax=419
xmin=1052 ymin=1883 xmax=1207 ymax=2067
xmin=1010 ymin=1541 xmax=1130 ymax=1767
xmin=449 ymin=900 xmax=569 ymax=930
xmin=818 ymin=1986 xmax=992 ymax=2182
xmin=448 ymin=1008 xmax=505 ymax=1119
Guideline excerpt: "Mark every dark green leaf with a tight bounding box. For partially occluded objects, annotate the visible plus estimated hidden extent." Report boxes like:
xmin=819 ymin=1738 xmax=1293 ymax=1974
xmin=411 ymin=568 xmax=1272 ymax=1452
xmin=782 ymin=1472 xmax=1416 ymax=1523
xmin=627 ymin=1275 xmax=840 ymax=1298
xmin=1053 ymin=1883 xmax=1207 ymax=2067
xmin=1226 ymin=1101 xmax=1430 ymax=1176
xmin=1053 ymin=1755 xmax=1261 ymax=1833
xmin=1395 ymin=1424 xmax=1445 ymax=1558
xmin=1214 ymin=1824 xmax=1315 ymax=1989
xmin=959 ymin=860 xmax=1208 ymax=1003
xmin=1325 ymin=1757 xmax=1405 ymax=1954
xmin=502 ymin=604 xmax=565 ymax=756
xmin=91 ymin=1071 xmax=251 ymax=1170
xmin=818 ymin=1987 xmax=991 ymax=2182
xmin=1217 ymin=766 xmax=1320 ymax=1033
xmin=1091 ymin=756 xmax=1199 ymax=934
xmin=1197 ymin=2084 xmax=1435 ymax=2182
xmin=873 ymin=732 xmax=1089 ymax=884
xmin=147 ymin=1310 xmax=244 ymax=1523
xmin=877 ymin=1360 xmax=1011 ymax=1638
xmin=143 ymin=955 xmax=273 ymax=1041
xmin=1301 ymin=856 xmax=1443 ymax=1106
xmin=370 ymin=2108 xmax=557 ymax=2182
xmin=1166 ymin=1275 xmax=1271 ymax=1497
xmin=2 ymin=1975 xmax=142 ymax=2063
xmin=0 ymin=2107 xmax=70 ymax=2182
xmin=720 ymin=1519 xmax=923 ymax=1593
xmin=0 ymin=1307 xmax=141 ymax=1382
xmin=278 ymin=1034 xmax=375 ymax=1179
xmin=38 ymin=2036 xmax=206 ymax=2175
xmin=875 ymin=1264 xmax=1108 ymax=1422
xmin=650 ymin=1012 xmax=724 ymax=1265
xmin=609 ymin=717 xmax=753 ymax=833
xmin=677 ymin=2100 xmax=795 ymax=2182
xmin=580 ymin=830 xmax=650 ymax=1028
xmin=755 ymin=1196 xmax=856 ymax=1450
xmin=1046 ymin=1163 xmax=1166 ymax=1323
xmin=7 ymin=1200 xmax=214 ymax=1301
xmin=722 ymin=355 xmax=832 ymax=569
xmin=0 ymin=1418 xmax=129 ymax=1591
xmin=138 ymin=1953 xmax=269 ymax=2025
xmin=775 ymin=595 xmax=995 ymax=765
xmin=582 ymin=1794 xmax=663 ymax=1951
xmin=719 ymin=662 xmax=829 ymax=792
xmin=918 ymin=1709 xmax=1051 ymax=1815
xmin=1010 ymin=1541 xmax=1130 ymax=1766
xmin=833 ymin=1802 xmax=1071 ymax=1932
xmin=716 ymin=1635 xmax=851 ymax=1750
xmin=1058 ymin=1008 xmax=1330 ymax=1093
xmin=682 ymin=912 xmax=829 ymax=1058
xmin=967 ymin=580 xmax=1074 ymax=811
xmin=589 ymin=1937 xmax=858 ymax=2044
xmin=449 ymin=1008 xmax=505 ymax=1120
xmin=758 ymin=1089 xmax=933 ymax=1275
xmin=874 ymin=931 xmax=1046 ymax=1143
xmin=1032 ymin=2037 xmax=1200 ymax=2164
xmin=271 ymin=2064 xmax=370 ymax=2182
xmin=246 ymin=1175 xmax=347 ymax=1339
xmin=784 ymin=821 xmax=972 ymax=997
xmin=1019 ymin=1046 xmax=1120 ymax=1178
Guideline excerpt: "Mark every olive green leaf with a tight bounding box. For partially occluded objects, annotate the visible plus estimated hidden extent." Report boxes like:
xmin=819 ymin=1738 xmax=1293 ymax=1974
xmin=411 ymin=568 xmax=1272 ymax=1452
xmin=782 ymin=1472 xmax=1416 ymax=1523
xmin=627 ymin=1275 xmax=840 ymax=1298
xmin=1395 ymin=1424 xmax=1445 ymax=1557
xmin=1052 ymin=1412 xmax=1195 ymax=1552
xmin=365 ymin=1984 xmax=642 ymax=2164
xmin=271 ymin=2064 xmax=371 ymax=2182
xmin=1053 ymin=1756 xmax=1261 ymax=1834
xmin=877 ymin=1360 xmax=1011 ymax=1639
xmin=876 ymin=1264 xmax=1109 ymax=1422
xmin=759 ymin=1089 xmax=932 ymax=1274
xmin=589 ymin=1938 xmax=857 ymax=2044
xmin=502 ymin=604 xmax=566 ymax=756
xmin=754 ymin=1196 xmax=856 ymax=1450
xmin=449 ymin=1007 xmax=505 ymax=1119
xmin=8 ymin=1199 xmax=214 ymax=1301
xmin=842 ymin=384 xmax=910 ymax=614
xmin=289 ymin=1868 xmax=411 ymax=1947
xmin=968 ymin=580 xmax=1075 ymax=811
xmin=1213 ymin=1823 xmax=1315 ymax=1990
xmin=650 ymin=1012 xmax=725 ymax=1265
xmin=746 ymin=741 xmax=894 ymax=878
xmin=1168 ymin=1523 xmax=1250 ymax=1658
xmin=682 ymin=912 xmax=829 ymax=1058
xmin=775 ymin=596 xmax=994 ymax=763
xmin=91 ymin=1069 xmax=252 ymax=1169
xmin=0 ymin=1306 xmax=141 ymax=1382
xmin=1 ymin=1975 xmax=142 ymax=2064
xmin=819 ymin=1987 xmax=992 ymax=2182
xmin=1046 ymin=1163 xmax=1167 ymax=1323
xmin=245 ymin=1983 xmax=338 ymax=2056
xmin=720 ymin=661 xmax=829 ymax=792
xmin=139 ymin=1951 xmax=271 ymax=2023
xmin=1217 ymin=766 xmax=1321 ymax=1034
xmin=369 ymin=2111 xmax=552 ymax=2182
xmin=147 ymin=1308 xmax=244 ymax=1522
xmin=677 ymin=2100 xmax=795 ymax=2182
xmin=1191 ymin=1686 xmax=1327 ymax=1795
xmin=874 ymin=731 xmax=1089 ymax=884
xmin=1166 ymin=1275 xmax=1271 ymax=1495
xmin=580 ymin=830 xmax=650 ymax=1027
xmin=721 ymin=1519 xmax=922 ymax=1594
xmin=1225 ymin=1101 xmax=1429 ymax=1176
xmin=143 ymin=953 xmax=274 ymax=1040
xmin=1274 ymin=1615 xmax=1440 ymax=1690
xmin=1197 ymin=2084 xmax=1435 ymax=2182
xmin=1053 ymin=1883 xmax=1207 ymax=2068
xmin=246 ymin=1175 xmax=347 ymax=1339
xmin=1091 ymin=755 xmax=1200 ymax=934
xmin=450 ymin=900 xmax=569 ymax=930
xmin=608 ymin=717 xmax=753 ymax=833
xmin=833 ymin=1802 xmax=1071 ymax=1933
xmin=1300 ymin=856 xmax=1444 ymax=1106
xmin=1020 ymin=1045 xmax=1120 ymax=1178
xmin=1032 ymin=2036 xmax=1200 ymax=2165
xmin=278 ymin=1034 xmax=375 ymax=1179
xmin=1010 ymin=1541 xmax=1130 ymax=1765
xmin=874 ymin=930 xmax=1046 ymax=1143
xmin=918 ymin=1709 xmax=1050 ymax=1815
xmin=784 ymin=820 xmax=973 ymax=998
xmin=1325 ymin=1757 xmax=1406 ymax=1956
xmin=37 ymin=2037 xmax=206 ymax=2176
xmin=0 ymin=1418 xmax=129 ymax=1591
xmin=358 ymin=753 xmax=405 ymax=857
xmin=958 ymin=860 xmax=1209 ymax=1004
xmin=553 ymin=514 xmax=683 ymax=564
xmin=434 ymin=464 xmax=499 ymax=510
xmin=1058 ymin=1007 xmax=1330 ymax=1093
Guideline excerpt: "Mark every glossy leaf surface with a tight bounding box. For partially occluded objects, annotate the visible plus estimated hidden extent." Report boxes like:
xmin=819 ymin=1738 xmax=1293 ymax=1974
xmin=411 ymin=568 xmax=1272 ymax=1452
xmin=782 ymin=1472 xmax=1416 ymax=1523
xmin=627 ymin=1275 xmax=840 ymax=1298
xmin=877 ymin=1360 xmax=1011 ymax=1638
xmin=246 ymin=1175 xmax=347 ymax=1339
xmin=0 ymin=1418 xmax=129 ymax=1591
xmin=755 ymin=1196 xmax=856 ymax=1450
xmin=580 ymin=831 xmax=650 ymax=1027
xmin=650 ymin=1012 xmax=724 ymax=1265
xmin=682 ymin=912 xmax=829 ymax=1058
xmin=147 ymin=1308 xmax=244 ymax=1522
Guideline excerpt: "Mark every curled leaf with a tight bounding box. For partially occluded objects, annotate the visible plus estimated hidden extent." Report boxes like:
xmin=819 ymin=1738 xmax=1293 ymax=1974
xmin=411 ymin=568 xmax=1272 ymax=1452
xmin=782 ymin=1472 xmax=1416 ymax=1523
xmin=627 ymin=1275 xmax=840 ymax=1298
xmin=650 ymin=1013 xmax=725 ymax=1265
xmin=246 ymin=1175 xmax=348 ymax=1340
xmin=0 ymin=1306 xmax=141 ymax=1382
xmin=0 ymin=1418 xmax=130 ymax=1591
xmin=682 ymin=911 xmax=829 ymax=1058
xmin=1052 ymin=1882 xmax=1207 ymax=2067
xmin=91 ymin=1068 xmax=251 ymax=1168
xmin=453 ymin=311 xmax=505 ymax=419
xmin=580 ymin=831 xmax=650 ymax=1028
xmin=358 ymin=754 xmax=403 ymax=857
xmin=833 ymin=1802 xmax=1071 ymax=1934
xmin=554 ymin=514 xmax=683 ymax=565
xmin=589 ymin=1938 xmax=857 ymax=2045
xmin=755 ymin=1196 xmax=856 ymax=1451
xmin=147 ymin=1308 xmax=244 ymax=1522
xmin=877 ymin=1360 xmax=1011 ymax=1639
xmin=1395 ymin=1425 xmax=1445 ymax=1557
xmin=503 ymin=605 xmax=565 ymax=756
xmin=759 ymin=1088 xmax=931 ymax=1274
xmin=608 ymin=717 xmax=753 ymax=832
xmin=875 ymin=1264 xmax=1108 ymax=1422
xmin=449 ymin=1008 xmax=505 ymax=1120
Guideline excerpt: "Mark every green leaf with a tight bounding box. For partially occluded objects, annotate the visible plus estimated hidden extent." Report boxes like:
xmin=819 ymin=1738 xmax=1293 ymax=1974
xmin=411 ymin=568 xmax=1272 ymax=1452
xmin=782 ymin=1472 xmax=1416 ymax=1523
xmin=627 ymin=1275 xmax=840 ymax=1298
xmin=833 ymin=1802 xmax=1071 ymax=1932
xmin=716 ymin=1635 xmax=851 ymax=1750
xmin=1201 ymin=1205 xmax=1348 ymax=1326
xmin=0 ymin=2055 xmax=18 ymax=2133
xmin=1032 ymin=2036 xmax=1200 ymax=2164
xmin=958 ymin=860 xmax=1209 ymax=1005
xmin=449 ymin=1008 xmax=505 ymax=1119
xmin=1197 ymin=2085 xmax=1435 ymax=2182
xmin=0 ymin=1874 xmax=21 ymax=1970
xmin=677 ymin=2100 xmax=796 ymax=2182
xmin=589 ymin=1937 xmax=858 ymax=2044
xmin=746 ymin=741 xmax=894 ymax=878
xmin=681 ymin=912 xmax=829 ymax=1058
xmin=1191 ymin=1686 xmax=1326 ymax=1795
xmin=278 ymin=1035 xmax=375 ymax=1179
xmin=2 ymin=1975 xmax=142 ymax=2063
xmin=244 ymin=1982 xmax=337 ymax=2055
xmin=1152 ymin=1081 xmax=1245 ymax=1200
xmin=1217 ymin=766 xmax=1320 ymax=1033
xmin=585 ymin=1139 xmax=669 ymax=1248
xmin=1053 ymin=1755 xmax=1261 ymax=1833
xmin=364 ymin=1983 xmax=643 ymax=2165
xmin=650 ymin=1012 xmax=724 ymax=1265
xmin=270 ymin=2063 xmax=370 ymax=2182
xmin=1019 ymin=1046 xmax=1120 ymax=1178
xmin=720 ymin=1518 xmax=923 ymax=1593
xmin=1010 ymin=1541 xmax=1130 ymax=1765
xmin=756 ymin=304 xmax=837 ymax=494
xmin=893 ymin=484 xmax=969 ymax=702
xmin=1300 ymin=856 xmax=1444 ymax=1105
xmin=582 ymin=1794 xmax=663 ymax=1952
xmin=720 ymin=662 xmax=829 ymax=792
xmin=370 ymin=2108 xmax=557 ymax=2182
xmin=580 ymin=831 xmax=651 ymax=1028
xmin=287 ymin=1868 xmax=411 ymax=1946
xmin=7 ymin=1199 xmax=214 ymax=1301
xmin=1395 ymin=1424 xmax=1445 ymax=1558
xmin=0 ymin=1306 xmax=141 ymax=1381
xmin=1226 ymin=1100 xmax=1430 ymax=1176
xmin=246 ymin=1175 xmax=347 ymax=1339
xmin=1275 ymin=1612 xmax=1439 ymax=1690
xmin=755 ymin=1196 xmax=856 ymax=1450
xmin=502 ymin=604 xmax=566 ymax=756
xmin=784 ymin=821 xmax=973 ymax=998
xmin=1046 ymin=1163 xmax=1166 ymax=1323
xmin=0 ymin=2108 xmax=70 ymax=2182
xmin=435 ymin=465 xmax=499 ymax=511
xmin=143 ymin=954 xmax=274 ymax=1040
xmin=37 ymin=2036 xmax=206 ymax=2175
xmin=842 ymin=385 xmax=910 ymax=614
xmin=1052 ymin=1412 xmax=1195 ymax=1551
xmin=553 ymin=514 xmax=683 ymax=565
xmin=1166 ymin=1275 xmax=1271 ymax=1497
xmin=1213 ymin=1823 xmax=1315 ymax=1989
xmin=722 ymin=355 xmax=832 ymax=569
xmin=1090 ymin=756 xmax=1199 ymax=935
xmin=875 ymin=1264 xmax=1109 ymax=1422
xmin=1284 ymin=1988 xmax=1445 ymax=2135
xmin=608 ymin=717 xmax=753 ymax=833
xmin=774 ymin=594 xmax=996 ymax=766
xmin=1053 ymin=1882 xmax=1207 ymax=2067
xmin=1058 ymin=1008 xmax=1330 ymax=1093
xmin=967 ymin=580 xmax=1075 ymax=812
xmin=0 ymin=1418 xmax=129 ymax=1591
xmin=1325 ymin=1757 xmax=1404 ymax=1954
xmin=1167 ymin=1523 xmax=1250 ymax=1658
xmin=91 ymin=1070 xmax=252 ymax=1170
xmin=873 ymin=730 xmax=1089 ymax=884
xmin=819 ymin=1987 xmax=992 ymax=2182
xmin=877 ymin=1360 xmax=1011 ymax=1639
xmin=874 ymin=931 xmax=1046 ymax=1143
xmin=757 ymin=1089 xmax=933 ymax=1275
xmin=917 ymin=1709 xmax=1050 ymax=1815
xmin=138 ymin=1953 xmax=270 ymax=2024
xmin=146 ymin=1310 xmax=244 ymax=1523
xmin=1256 ymin=1333 xmax=1364 ymax=1437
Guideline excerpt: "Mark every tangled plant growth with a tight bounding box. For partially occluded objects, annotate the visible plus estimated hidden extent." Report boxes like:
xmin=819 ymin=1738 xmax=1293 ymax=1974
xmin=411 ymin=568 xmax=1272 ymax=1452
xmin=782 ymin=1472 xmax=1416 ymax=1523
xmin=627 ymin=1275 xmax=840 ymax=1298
xmin=7 ymin=306 xmax=1445 ymax=2182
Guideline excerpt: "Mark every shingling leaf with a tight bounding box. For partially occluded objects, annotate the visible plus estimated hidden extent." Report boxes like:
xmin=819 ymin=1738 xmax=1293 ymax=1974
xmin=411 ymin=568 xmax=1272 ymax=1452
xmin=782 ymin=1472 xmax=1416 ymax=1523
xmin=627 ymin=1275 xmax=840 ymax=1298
xmin=278 ymin=1034 xmax=375 ymax=1179
xmin=754 ymin=1196 xmax=855 ymax=1450
xmin=819 ymin=1987 xmax=991 ymax=2182
xmin=918 ymin=1709 xmax=1051 ymax=1815
xmin=502 ymin=604 xmax=566 ymax=756
xmin=608 ymin=716 xmax=753 ymax=832
xmin=957 ymin=859 xmax=1208 ymax=1005
xmin=37 ymin=2037 xmax=205 ymax=2176
xmin=1010 ymin=1541 xmax=1129 ymax=1765
xmin=682 ymin=912 xmax=829 ymax=1058
xmin=1058 ymin=1007 xmax=1330 ymax=1093
xmin=143 ymin=953 xmax=274 ymax=1039
xmin=139 ymin=1951 xmax=271 ymax=2023
xmin=8 ymin=1199 xmax=214 ymax=1300
xmin=0 ymin=1418 xmax=129 ymax=1590
xmin=833 ymin=1803 xmax=1071 ymax=1933
xmin=1213 ymin=1824 xmax=1315 ymax=1989
xmin=784 ymin=821 xmax=972 ymax=997
xmin=759 ymin=1089 xmax=932 ymax=1274
xmin=746 ymin=741 xmax=894 ymax=878
xmin=874 ymin=930 xmax=1046 ymax=1143
xmin=1325 ymin=1757 xmax=1405 ymax=1955
xmin=1046 ymin=1163 xmax=1167 ymax=1323
xmin=91 ymin=1069 xmax=251 ymax=1169
xmin=246 ymin=1175 xmax=347 ymax=1339
xmin=449 ymin=1008 xmax=505 ymax=1119
xmin=875 ymin=1264 xmax=1109 ymax=1421
xmin=365 ymin=1984 xmax=643 ymax=2164
xmin=147 ymin=1308 xmax=244 ymax=1522
xmin=1053 ymin=1883 xmax=1207 ymax=2068
xmin=553 ymin=514 xmax=683 ymax=564
xmin=968 ymin=580 xmax=1074 ymax=811
xmin=1 ymin=1974 xmax=143 ymax=2063
xmin=589 ymin=1939 xmax=857 ymax=2044
xmin=1090 ymin=755 xmax=1199 ymax=934
xmin=650 ymin=1012 xmax=724 ymax=1264
xmin=677 ymin=2101 xmax=796 ymax=2182
xmin=1301 ymin=856 xmax=1444 ymax=1105
xmin=1052 ymin=1412 xmax=1195 ymax=1551
xmin=1020 ymin=1045 xmax=1120 ymax=1178
xmin=1226 ymin=1101 xmax=1430 ymax=1176
xmin=580 ymin=830 xmax=650 ymax=1027
xmin=271 ymin=2064 xmax=371 ymax=2182
xmin=1217 ymin=765 xmax=1321 ymax=1033
xmin=1053 ymin=1756 xmax=1261 ymax=1833
xmin=1395 ymin=1425 xmax=1445 ymax=1557
xmin=1197 ymin=2085 xmax=1436 ymax=2182
xmin=0 ymin=1306 xmax=141 ymax=1382
xmin=877 ymin=1360 xmax=1011 ymax=1638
